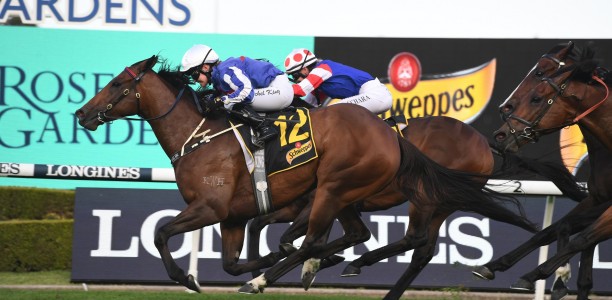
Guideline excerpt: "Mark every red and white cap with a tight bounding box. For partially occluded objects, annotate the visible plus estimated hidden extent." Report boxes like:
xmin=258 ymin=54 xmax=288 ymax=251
xmin=284 ymin=48 xmax=317 ymax=73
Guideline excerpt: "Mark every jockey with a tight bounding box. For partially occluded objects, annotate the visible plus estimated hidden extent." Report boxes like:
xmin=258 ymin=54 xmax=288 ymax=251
xmin=284 ymin=48 xmax=392 ymax=114
xmin=180 ymin=44 xmax=293 ymax=145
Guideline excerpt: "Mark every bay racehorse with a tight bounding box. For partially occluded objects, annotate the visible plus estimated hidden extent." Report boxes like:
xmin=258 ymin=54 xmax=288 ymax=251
xmin=244 ymin=115 xmax=586 ymax=299
xmin=74 ymin=55 xmax=530 ymax=295
xmin=476 ymin=41 xmax=612 ymax=300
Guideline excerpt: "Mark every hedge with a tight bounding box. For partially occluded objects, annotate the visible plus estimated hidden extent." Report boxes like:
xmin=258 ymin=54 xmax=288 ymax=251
xmin=0 ymin=187 xmax=74 ymax=220
xmin=0 ymin=219 xmax=73 ymax=271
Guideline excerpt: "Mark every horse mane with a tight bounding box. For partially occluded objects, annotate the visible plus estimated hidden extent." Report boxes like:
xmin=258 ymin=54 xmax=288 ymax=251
xmin=562 ymin=42 xmax=612 ymax=84
xmin=156 ymin=59 xmax=191 ymax=90
xmin=154 ymin=57 xmax=227 ymax=119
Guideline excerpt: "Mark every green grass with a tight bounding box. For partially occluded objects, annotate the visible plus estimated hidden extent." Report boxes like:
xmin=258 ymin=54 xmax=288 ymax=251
xmin=0 ymin=290 xmax=390 ymax=300
xmin=0 ymin=270 xmax=71 ymax=285
xmin=0 ymin=271 xmax=449 ymax=299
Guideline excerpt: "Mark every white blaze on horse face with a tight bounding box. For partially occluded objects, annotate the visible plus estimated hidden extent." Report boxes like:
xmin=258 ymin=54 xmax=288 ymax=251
xmin=503 ymin=63 xmax=538 ymax=106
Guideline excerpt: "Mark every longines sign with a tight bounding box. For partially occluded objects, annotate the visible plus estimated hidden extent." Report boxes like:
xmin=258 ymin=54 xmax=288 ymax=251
xmin=71 ymin=188 xmax=612 ymax=291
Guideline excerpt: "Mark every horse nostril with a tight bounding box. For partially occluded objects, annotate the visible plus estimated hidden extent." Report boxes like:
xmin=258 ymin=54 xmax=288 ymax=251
xmin=494 ymin=131 xmax=507 ymax=142
xmin=75 ymin=109 xmax=84 ymax=120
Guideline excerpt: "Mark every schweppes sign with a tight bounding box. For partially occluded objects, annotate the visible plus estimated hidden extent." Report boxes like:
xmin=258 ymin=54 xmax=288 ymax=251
xmin=381 ymin=59 xmax=497 ymax=123
xmin=286 ymin=140 xmax=314 ymax=165
xmin=560 ymin=126 xmax=589 ymax=175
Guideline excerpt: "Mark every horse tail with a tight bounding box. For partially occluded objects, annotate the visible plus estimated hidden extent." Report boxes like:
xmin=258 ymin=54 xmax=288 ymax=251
xmin=395 ymin=136 xmax=539 ymax=233
xmin=490 ymin=145 xmax=588 ymax=202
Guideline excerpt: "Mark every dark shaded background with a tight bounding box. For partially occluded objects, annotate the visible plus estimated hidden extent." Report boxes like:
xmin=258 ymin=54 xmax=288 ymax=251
xmin=315 ymin=38 xmax=612 ymax=180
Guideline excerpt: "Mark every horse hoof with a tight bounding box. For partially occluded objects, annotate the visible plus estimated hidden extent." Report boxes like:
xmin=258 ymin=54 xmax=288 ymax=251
xmin=472 ymin=265 xmax=495 ymax=280
xmin=341 ymin=264 xmax=361 ymax=277
xmin=510 ymin=278 xmax=535 ymax=291
xmin=238 ymin=283 xmax=264 ymax=294
xmin=302 ymin=271 xmax=316 ymax=291
xmin=551 ymin=289 xmax=569 ymax=300
xmin=321 ymin=255 xmax=345 ymax=269
xmin=551 ymin=277 xmax=569 ymax=300
xmin=186 ymin=274 xmax=201 ymax=293
xmin=279 ymin=243 xmax=297 ymax=256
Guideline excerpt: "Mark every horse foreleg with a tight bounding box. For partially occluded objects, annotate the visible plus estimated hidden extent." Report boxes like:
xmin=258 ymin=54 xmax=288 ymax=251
xmin=220 ymin=220 xmax=267 ymax=276
xmin=239 ymin=190 xmax=341 ymax=294
xmin=575 ymin=244 xmax=596 ymax=300
xmin=511 ymin=206 xmax=612 ymax=291
xmin=278 ymin=199 xmax=313 ymax=255
xmin=551 ymin=220 xmax=573 ymax=300
xmin=154 ymin=203 xmax=218 ymax=293
xmin=473 ymin=199 xmax=598 ymax=280
xmin=246 ymin=201 xmax=306 ymax=277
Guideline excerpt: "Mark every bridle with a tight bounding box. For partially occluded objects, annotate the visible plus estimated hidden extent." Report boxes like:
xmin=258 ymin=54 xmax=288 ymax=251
xmin=501 ymin=52 xmax=609 ymax=144
xmin=97 ymin=65 xmax=186 ymax=124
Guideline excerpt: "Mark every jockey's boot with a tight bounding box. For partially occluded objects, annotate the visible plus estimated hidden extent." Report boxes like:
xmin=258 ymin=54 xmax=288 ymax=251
xmin=233 ymin=104 xmax=278 ymax=146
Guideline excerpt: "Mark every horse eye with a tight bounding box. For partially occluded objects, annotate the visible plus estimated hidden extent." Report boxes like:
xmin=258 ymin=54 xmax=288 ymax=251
xmin=111 ymin=81 xmax=121 ymax=87
xmin=531 ymin=96 xmax=543 ymax=104
xmin=534 ymin=70 xmax=544 ymax=77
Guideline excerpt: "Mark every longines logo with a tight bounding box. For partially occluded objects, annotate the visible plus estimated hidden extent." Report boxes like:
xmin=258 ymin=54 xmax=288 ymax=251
xmin=46 ymin=164 xmax=141 ymax=179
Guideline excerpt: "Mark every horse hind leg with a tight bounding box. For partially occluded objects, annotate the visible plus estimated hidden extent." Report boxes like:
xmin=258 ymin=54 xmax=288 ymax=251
xmin=342 ymin=204 xmax=438 ymax=277
xmin=383 ymin=219 xmax=444 ymax=300
xmin=301 ymin=205 xmax=370 ymax=290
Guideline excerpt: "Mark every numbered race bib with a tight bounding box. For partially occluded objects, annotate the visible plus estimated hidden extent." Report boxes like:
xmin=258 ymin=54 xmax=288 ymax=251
xmin=235 ymin=107 xmax=318 ymax=176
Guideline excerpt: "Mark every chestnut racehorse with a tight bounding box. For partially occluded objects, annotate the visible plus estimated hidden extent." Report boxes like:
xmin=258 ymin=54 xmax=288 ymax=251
xmin=75 ymin=56 xmax=536 ymax=297
xmin=477 ymin=42 xmax=612 ymax=300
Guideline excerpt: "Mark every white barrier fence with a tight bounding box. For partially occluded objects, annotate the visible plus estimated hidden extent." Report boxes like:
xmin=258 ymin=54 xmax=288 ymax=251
xmin=1 ymin=162 xmax=584 ymax=299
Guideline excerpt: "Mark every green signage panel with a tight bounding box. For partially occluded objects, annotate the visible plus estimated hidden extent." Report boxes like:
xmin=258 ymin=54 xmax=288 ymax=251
xmin=0 ymin=26 xmax=313 ymax=189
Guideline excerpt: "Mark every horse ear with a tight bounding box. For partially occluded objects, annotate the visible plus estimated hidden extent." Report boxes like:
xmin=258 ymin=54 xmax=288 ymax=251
xmin=144 ymin=55 xmax=158 ymax=71
xmin=557 ymin=41 xmax=575 ymax=60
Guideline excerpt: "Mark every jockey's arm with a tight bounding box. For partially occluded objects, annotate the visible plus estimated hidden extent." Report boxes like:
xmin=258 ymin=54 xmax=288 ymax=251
xmin=223 ymin=66 xmax=254 ymax=103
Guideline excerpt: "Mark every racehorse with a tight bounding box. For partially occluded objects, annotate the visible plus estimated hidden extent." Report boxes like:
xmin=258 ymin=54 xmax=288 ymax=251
xmin=74 ymin=55 xmax=533 ymax=295
xmin=244 ymin=115 xmax=586 ymax=299
xmin=476 ymin=41 xmax=612 ymax=300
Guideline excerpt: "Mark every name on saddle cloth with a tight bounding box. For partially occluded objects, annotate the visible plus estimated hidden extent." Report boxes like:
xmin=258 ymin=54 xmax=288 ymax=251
xmin=239 ymin=108 xmax=318 ymax=176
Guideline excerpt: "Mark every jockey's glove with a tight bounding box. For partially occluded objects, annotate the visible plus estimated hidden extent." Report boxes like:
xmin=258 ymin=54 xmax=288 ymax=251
xmin=216 ymin=96 xmax=242 ymax=110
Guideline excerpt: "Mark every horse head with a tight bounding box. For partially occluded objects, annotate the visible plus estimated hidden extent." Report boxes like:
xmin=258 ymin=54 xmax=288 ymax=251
xmin=75 ymin=55 xmax=159 ymax=130
xmin=493 ymin=41 xmax=609 ymax=152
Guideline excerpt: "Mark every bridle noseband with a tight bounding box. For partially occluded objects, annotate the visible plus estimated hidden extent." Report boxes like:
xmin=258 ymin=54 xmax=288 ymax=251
xmin=97 ymin=66 xmax=186 ymax=124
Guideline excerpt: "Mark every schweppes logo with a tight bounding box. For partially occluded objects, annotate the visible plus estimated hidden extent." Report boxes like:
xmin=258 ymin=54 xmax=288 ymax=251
xmin=381 ymin=59 xmax=496 ymax=123
xmin=560 ymin=126 xmax=588 ymax=175
xmin=286 ymin=140 xmax=313 ymax=164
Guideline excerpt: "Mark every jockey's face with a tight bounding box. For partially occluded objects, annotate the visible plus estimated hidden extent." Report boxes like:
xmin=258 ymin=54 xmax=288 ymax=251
xmin=193 ymin=64 xmax=212 ymax=87
xmin=291 ymin=67 xmax=309 ymax=83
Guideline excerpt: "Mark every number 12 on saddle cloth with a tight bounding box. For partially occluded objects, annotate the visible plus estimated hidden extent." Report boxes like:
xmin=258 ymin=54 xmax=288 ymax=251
xmin=233 ymin=107 xmax=318 ymax=176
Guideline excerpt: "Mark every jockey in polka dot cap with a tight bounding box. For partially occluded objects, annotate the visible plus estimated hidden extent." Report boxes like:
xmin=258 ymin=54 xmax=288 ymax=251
xmin=284 ymin=48 xmax=392 ymax=114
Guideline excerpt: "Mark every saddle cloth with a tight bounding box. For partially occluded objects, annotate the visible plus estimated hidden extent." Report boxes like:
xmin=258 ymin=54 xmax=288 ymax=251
xmin=231 ymin=107 xmax=318 ymax=176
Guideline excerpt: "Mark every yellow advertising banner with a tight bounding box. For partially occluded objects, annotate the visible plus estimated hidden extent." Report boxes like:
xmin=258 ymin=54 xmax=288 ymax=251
xmin=560 ymin=126 xmax=589 ymax=175
xmin=381 ymin=59 xmax=496 ymax=123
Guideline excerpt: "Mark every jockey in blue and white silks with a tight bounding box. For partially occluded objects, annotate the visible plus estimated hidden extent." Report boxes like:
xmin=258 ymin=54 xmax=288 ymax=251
xmin=211 ymin=56 xmax=293 ymax=111
xmin=180 ymin=44 xmax=293 ymax=145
